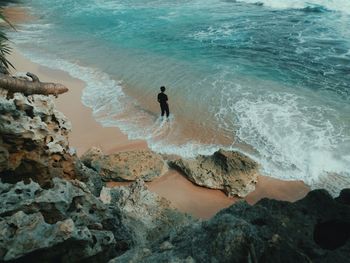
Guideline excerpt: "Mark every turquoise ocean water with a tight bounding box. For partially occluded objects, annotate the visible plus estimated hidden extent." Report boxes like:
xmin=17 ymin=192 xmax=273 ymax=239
xmin=10 ymin=0 xmax=350 ymax=194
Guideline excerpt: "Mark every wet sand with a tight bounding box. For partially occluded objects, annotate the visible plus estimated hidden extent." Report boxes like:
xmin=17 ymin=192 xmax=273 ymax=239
xmin=9 ymin=49 xmax=148 ymax=156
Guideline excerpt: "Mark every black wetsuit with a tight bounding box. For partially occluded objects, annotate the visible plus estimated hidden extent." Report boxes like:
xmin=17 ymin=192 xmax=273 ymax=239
xmin=157 ymin=92 xmax=169 ymax=117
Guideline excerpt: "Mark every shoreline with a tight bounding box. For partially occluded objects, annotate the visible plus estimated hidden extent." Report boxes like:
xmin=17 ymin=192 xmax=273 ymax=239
xmin=9 ymin=49 xmax=149 ymax=156
xmin=6 ymin=6 xmax=309 ymax=219
xmin=1 ymin=4 xmax=349 ymax=263
xmin=9 ymin=47 xmax=310 ymax=219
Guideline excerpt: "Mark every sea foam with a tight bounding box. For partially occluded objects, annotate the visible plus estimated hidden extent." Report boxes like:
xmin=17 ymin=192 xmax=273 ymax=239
xmin=236 ymin=0 xmax=350 ymax=14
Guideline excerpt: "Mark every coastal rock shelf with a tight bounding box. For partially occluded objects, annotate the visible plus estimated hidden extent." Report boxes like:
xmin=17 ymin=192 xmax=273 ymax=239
xmin=111 ymin=189 xmax=350 ymax=263
xmin=169 ymin=149 xmax=259 ymax=197
xmin=81 ymin=147 xmax=168 ymax=182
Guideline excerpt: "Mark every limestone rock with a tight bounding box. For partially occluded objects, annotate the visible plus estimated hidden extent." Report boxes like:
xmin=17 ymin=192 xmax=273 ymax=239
xmin=0 ymin=89 xmax=76 ymax=187
xmin=81 ymin=147 xmax=168 ymax=182
xmin=0 ymin=211 xmax=111 ymax=262
xmin=0 ymin=178 xmax=131 ymax=262
xmin=101 ymin=179 xmax=193 ymax=246
xmin=169 ymin=149 xmax=258 ymax=197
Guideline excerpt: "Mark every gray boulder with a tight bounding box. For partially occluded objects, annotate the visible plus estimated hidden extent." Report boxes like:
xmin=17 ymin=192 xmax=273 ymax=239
xmin=169 ymin=149 xmax=258 ymax=197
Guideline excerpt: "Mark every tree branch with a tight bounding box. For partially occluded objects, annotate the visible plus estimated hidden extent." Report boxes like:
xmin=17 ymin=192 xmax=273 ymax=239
xmin=0 ymin=72 xmax=68 ymax=96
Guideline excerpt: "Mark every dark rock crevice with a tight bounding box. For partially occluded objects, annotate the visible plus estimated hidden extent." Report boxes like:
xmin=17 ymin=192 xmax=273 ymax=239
xmin=314 ymin=220 xmax=350 ymax=250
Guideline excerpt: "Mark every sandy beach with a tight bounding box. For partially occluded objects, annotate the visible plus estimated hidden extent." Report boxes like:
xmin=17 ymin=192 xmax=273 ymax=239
xmin=2 ymin=3 xmax=350 ymax=263
xmin=8 ymin=47 xmax=310 ymax=219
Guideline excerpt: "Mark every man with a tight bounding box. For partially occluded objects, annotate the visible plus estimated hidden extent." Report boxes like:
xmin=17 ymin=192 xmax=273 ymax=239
xmin=157 ymin=86 xmax=170 ymax=118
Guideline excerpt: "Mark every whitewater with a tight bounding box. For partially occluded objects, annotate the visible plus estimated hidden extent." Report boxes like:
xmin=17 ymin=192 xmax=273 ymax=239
xmin=9 ymin=0 xmax=350 ymax=195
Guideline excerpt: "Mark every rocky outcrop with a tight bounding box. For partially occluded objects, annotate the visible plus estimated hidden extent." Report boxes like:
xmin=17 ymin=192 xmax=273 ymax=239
xmin=0 ymin=177 xmax=131 ymax=262
xmin=111 ymin=189 xmax=350 ymax=263
xmin=0 ymin=88 xmax=76 ymax=187
xmin=101 ymin=180 xmax=193 ymax=246
xmin=81 ymin=147 xmax=167 ymax=182
xmin=0 ymin=211 xmax=114 ymax=262
xmin=0 ymin=89 xmax=125 ymax=262
xmin=0 ymin=88 xmax=189 ymax=262
xmin=0 ymin=176 xmax=191 ymax=262
xmin=169 ymin=149 xmax=258 ymax=197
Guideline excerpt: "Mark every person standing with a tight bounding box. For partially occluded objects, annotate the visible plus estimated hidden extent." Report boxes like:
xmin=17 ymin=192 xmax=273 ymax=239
xmin=157 ymin=86 xmax=170 ymax=118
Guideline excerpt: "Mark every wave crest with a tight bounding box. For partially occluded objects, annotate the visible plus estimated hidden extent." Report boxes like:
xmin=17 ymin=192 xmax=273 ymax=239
xmin=236 ymin=0 xmax=350 ymax=15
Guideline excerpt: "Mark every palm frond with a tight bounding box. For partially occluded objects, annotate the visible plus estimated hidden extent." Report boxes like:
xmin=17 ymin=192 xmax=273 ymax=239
xmin=0 ymin=6 xmax=15 ymax=73
xmin=0 ymin=8 xmax=14 ymax=29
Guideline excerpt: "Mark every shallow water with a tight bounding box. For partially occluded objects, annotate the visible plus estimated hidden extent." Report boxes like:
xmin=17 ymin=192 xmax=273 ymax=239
xmin=10 ymin=0 xmax=350 ymax=194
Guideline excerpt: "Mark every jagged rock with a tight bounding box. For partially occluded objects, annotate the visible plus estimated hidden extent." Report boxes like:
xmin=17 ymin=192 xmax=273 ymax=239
xmin=0 ymin=178 xmax=131 ymax=262
xmin=101 ymin=179 xmax=193 ymax=246
xmin=0 ymin=211 xmax=114 ymax=262
xmin=169 ymin=149 xmax=258 ymax=197
xmin=0 ymin=89 xmax=77 ymax=187
xmin=110 ymin=189 xmax=350 ymax=263
xmin=81 ymin=147 xmax=168 ymax=182
xmin=75 ymin=160 xmax=104 ymax=196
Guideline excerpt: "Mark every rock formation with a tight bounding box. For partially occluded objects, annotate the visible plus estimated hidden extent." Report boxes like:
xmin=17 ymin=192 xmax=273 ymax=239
xmin=0 ymin=170 xmax=189 ymax=262
xmin=0 ymin=178 xmax=129 ymax=262
xmin=0 ymin=87 xmax=190 ymax=262
xmin=81 ymin=147 xmax=167 ymax=182
xmin=0 ymin=88 xmax=76 ymax=188
xmin=100 ymin=180 xmax=193 ymax=246
xmin=169 ymin=149 xmax=259 ymax=197
xmin=110 ymin=189 xmax=350 ymax=263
